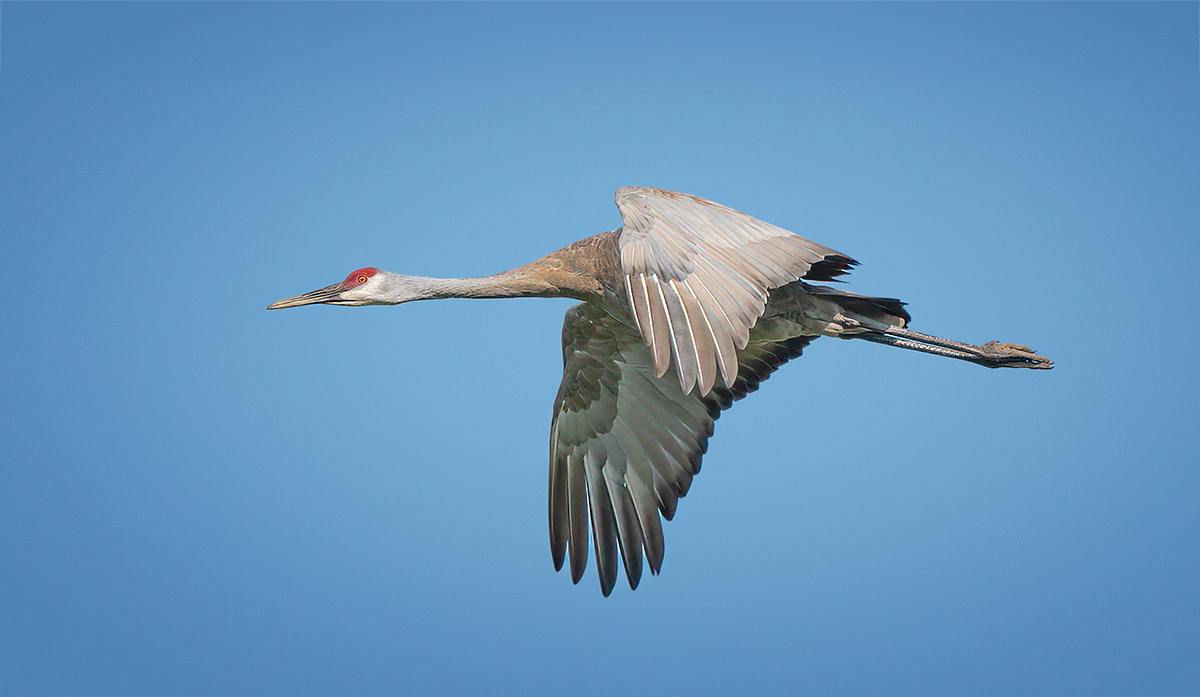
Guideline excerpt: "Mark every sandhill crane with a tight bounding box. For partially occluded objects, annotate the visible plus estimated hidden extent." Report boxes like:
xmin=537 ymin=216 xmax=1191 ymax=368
xmin=269 ymin=186 xmax=1052 ymax=595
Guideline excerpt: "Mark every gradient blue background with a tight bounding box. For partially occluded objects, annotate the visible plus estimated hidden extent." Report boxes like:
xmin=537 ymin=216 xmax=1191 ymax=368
xmin=3 ymin=3 xmax=1198 ymax=695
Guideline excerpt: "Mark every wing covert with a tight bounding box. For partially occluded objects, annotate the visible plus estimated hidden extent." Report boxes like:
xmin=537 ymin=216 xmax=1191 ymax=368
xmin=616 ymin=186 xmax=854 ymax=396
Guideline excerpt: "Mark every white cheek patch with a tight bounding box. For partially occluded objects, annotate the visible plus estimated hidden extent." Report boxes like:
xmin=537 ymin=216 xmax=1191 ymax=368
xmin=339 ymin=275 xmax=385 ymax=305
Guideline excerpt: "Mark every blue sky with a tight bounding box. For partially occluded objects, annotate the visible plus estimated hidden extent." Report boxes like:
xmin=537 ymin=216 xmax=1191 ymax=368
xmin=2 ymin=3 xmax=1197 ymax=695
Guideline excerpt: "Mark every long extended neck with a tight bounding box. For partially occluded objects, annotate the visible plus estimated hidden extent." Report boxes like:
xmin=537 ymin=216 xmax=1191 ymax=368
xmin=399 ymin=263 xmax=567 ymax=302
xmin=382 ymin=234 xmax=615 ymax=304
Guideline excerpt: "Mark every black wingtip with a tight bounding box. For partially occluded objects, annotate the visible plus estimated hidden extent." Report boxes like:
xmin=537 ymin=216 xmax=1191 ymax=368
xmin=804 ymin=254 xmax=858 ymax=282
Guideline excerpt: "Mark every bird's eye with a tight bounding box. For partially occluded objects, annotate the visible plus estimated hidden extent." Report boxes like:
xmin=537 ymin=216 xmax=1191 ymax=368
xmin=357 ymin=275 xmax=368 ymax=284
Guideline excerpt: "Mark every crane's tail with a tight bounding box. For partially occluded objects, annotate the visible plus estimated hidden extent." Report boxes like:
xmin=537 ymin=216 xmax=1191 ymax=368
xmin=802 ymin=284 xmax=912 ymax=329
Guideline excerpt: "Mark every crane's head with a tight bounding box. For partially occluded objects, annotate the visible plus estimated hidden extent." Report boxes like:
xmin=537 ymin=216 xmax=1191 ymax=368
xmin=268 ymin=267 xmax=388 ymax=309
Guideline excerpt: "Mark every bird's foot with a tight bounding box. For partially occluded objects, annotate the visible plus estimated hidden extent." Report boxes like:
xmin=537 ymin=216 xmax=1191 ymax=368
xmin=976 ymin=341 xmax=1054 ymax=369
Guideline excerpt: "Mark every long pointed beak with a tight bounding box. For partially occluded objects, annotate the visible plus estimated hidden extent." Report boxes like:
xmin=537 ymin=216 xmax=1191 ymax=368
xmin=267 ymin=282 xmax=346 ymax=309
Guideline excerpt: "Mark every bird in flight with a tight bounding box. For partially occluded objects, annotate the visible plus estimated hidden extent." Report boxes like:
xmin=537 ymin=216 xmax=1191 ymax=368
xmin=269 ymin=186 xmax=1052 ymax=595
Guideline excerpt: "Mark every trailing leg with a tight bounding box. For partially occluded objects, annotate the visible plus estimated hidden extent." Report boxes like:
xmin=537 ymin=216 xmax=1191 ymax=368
xmin=835 ymin=314 xmax=1053 ymax=369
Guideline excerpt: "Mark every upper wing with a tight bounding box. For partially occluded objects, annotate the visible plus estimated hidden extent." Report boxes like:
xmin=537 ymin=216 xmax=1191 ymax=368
xmin=549 ymin=302 xmax=812 ymax=596
xmin=616 ymin=186 xmax=854 ymax=396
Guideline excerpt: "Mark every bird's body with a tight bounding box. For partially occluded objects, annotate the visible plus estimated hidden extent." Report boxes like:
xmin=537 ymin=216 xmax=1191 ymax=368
xmin=270 ymin=186 xmax=1051 ymax=595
